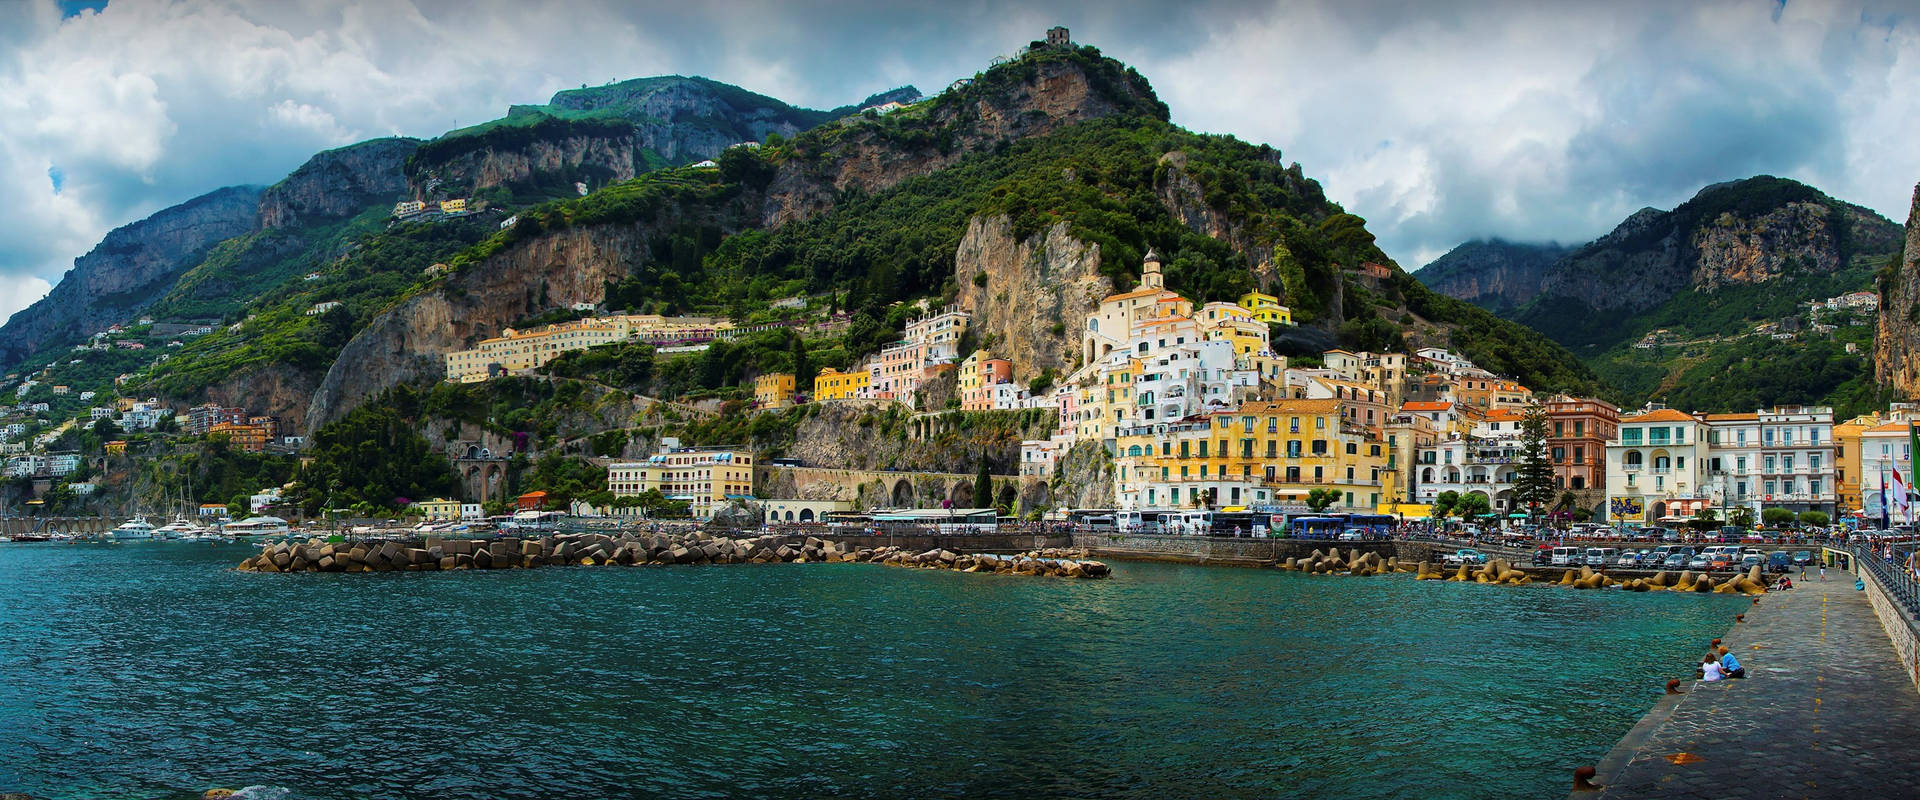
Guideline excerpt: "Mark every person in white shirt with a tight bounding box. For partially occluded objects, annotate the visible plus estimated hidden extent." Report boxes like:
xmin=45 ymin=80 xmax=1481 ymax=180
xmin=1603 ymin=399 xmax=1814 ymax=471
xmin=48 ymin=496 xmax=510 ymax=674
xmin=1701 ymin=655 xmax=1725 ymax=682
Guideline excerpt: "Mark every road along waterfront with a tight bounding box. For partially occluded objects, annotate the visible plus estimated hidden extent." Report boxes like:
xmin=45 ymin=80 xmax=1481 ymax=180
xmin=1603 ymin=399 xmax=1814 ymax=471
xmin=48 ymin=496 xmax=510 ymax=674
xmin=0 ymin=541 xmax=1744 ymax=800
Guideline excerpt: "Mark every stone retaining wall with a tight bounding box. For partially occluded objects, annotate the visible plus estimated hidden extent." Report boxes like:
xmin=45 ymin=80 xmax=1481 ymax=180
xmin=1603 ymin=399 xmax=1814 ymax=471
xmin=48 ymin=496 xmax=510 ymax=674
xmin=1853 ymin=557 xmax=1920 ymax=691
xmin=1067 ymin=533 xmax=1438 ymax=566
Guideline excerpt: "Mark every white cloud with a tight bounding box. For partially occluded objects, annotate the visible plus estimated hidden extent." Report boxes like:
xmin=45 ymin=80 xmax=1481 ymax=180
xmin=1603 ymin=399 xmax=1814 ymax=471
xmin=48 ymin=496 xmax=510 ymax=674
xmin=0 ymin=0 xmax=1915 ymax=328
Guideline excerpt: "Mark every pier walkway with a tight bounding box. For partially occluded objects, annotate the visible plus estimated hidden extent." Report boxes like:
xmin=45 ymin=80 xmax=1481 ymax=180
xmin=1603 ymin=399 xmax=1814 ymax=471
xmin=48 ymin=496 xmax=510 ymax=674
xmin=1583 ymin=569 xmax=1920 ymax=799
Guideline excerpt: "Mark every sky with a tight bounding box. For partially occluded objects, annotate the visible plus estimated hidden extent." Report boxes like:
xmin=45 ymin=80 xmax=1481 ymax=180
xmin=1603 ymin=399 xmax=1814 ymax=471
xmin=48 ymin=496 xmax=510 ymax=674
xmin=3 ymin=0 xmax=1918 ymax=325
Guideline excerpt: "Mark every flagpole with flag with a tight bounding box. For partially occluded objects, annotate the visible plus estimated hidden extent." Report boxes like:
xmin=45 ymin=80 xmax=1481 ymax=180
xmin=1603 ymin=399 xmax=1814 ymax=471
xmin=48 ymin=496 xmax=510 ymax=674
xmin=1881 ymin=460 xmax=1892 ymax=531
xmin=1909 ymin=421 xmax=1920 ymax=528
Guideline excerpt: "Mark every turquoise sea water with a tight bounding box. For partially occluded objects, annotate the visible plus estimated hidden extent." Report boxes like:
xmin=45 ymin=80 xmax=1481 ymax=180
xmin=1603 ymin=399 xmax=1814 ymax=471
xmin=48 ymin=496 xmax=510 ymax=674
xmin=0 ymin=542 xmax=1744 ymax=799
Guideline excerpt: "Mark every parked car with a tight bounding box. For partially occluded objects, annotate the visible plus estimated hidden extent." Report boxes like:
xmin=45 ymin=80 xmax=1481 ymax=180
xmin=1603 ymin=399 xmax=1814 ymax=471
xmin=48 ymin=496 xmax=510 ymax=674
xmin=1338 ymin=530 xmax=1364 ymax=541
xmin=1585 ymin=547 xmax=1618 ymax=567
xmin=1767 ymin=551 xmax=1792 ymax=573
xmin=1443 ymin=548 xmax=1488 ymax=566
xmin=1533 ymin=546 xmax=1553 ymax=566
xmin=1687 ymin=554 xmax=1712 ymax=570
xmin=1792 ymin=550 xmax=1813 ymax=566
xmin=1551 ymin=546 xmax=1583 ymax=566
xmin=1616 ymin=550 xmax=1643 ymax=568
xmin=1739 ymin=554 xmax=1765 ymax=572
xmin=1662 ymin=553 xmax=1691 ymax=569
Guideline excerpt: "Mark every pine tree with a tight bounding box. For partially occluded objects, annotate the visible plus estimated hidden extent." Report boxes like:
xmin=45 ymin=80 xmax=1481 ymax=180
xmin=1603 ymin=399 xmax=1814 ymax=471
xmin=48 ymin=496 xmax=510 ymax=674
xmin=1514 ymin=404 xmax=1557 ymax=520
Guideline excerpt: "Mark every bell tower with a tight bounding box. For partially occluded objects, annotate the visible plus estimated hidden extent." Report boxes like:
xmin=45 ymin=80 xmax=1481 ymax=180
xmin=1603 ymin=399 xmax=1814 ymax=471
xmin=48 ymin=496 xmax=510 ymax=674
xmin=1141 ymin=248 xmax=1163 ymax=290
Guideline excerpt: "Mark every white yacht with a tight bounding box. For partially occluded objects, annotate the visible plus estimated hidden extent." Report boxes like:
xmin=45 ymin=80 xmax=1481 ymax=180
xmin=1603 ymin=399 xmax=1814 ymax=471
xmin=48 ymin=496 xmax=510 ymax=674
xmin=112 ymin=515 xmax=156 ymax=540
xmin=225 ymin=516 xmax=291 ymax=537
xmin=155 ymin=514 xmax=212 ymax=540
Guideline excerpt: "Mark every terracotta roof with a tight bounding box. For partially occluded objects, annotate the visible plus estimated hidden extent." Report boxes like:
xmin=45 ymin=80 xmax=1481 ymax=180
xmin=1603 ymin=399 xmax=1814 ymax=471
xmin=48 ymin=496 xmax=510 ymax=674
xmin=1230 ymin=399 xmax=1342 ymax=414
xmin=1101 ymin=288 xmax=1167 ymax=303
xmin=1866 ymin=421 xmax=1915 ymax=434
xmin=1483 ymin=408 xmax=1525 ymax=421
xmin=1702 ymin=413 xmax=1759 ymax=421
xmin=1402 ymin=401 xmax=1454 ymax=412
xmin=1622 ymin=409 xmax=1697 ymax=423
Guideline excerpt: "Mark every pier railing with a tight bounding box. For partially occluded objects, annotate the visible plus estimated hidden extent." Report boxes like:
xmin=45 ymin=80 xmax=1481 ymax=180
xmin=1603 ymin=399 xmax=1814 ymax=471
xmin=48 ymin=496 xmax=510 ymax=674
xmin=1854 ymin=544 xmax=1920 ymax=620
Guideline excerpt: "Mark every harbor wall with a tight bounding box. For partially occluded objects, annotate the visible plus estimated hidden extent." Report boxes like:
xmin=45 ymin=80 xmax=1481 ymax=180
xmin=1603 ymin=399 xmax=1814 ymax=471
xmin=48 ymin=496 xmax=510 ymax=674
xmin=1068 ymin=533 xmax=1438 ymax=566
xmin=1851 ymin=552 xmax=1920 ymax=692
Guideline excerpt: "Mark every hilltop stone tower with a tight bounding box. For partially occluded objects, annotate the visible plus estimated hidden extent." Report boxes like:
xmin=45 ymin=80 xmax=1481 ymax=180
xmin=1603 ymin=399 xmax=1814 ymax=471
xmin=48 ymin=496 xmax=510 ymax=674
xmin=1141 ymin=247 xmax=1164 ymax=289
xmin=1047 ymin=26 xmax=1071 ymax=47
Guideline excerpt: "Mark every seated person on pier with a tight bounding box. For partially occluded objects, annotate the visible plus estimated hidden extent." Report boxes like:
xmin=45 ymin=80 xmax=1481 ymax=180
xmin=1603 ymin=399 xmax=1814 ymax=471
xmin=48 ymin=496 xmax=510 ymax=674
xmin=1718 ymin=647 xmax=1746 ymax=679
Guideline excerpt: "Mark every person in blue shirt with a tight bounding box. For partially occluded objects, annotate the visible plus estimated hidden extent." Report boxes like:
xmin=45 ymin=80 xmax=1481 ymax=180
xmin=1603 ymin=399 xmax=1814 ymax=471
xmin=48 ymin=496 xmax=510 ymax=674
xmin=1718 ymin=646 xmax=1746 ymax=679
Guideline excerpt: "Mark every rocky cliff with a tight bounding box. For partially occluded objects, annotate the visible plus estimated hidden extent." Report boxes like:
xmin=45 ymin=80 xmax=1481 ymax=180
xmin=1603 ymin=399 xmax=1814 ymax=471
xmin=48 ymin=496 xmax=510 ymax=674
xmin=953 ymin=216 xmax=1112 ymax=381
xmin=305 ymin=191 xmax=757 ymax=430
xmin=1413 ymin=239 xmax=1571 ymax=313
xmin=761 ymin=49 xmax=1167 ymax=227
xmin=409 ymin=76 xmax=836 ymax=199
xmin=1512 ymin=176 xmax=1903 ymax=348
xmin=417 ymin=132 xmax=644 ymax=200
xmin=1875 ymin=184 xmax=1920 ymax=394
xmin=257 ymin=137 xmax=418 ymax=228
xmin=0 ymin=184 xmax=262 ymax=367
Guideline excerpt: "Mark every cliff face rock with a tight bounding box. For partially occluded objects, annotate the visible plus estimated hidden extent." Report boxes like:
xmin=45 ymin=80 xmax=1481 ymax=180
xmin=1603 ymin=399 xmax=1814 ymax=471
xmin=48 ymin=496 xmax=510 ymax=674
xmin=194 ymin=362 xmax=321 ymax=433
xmin=1515 ymin=176 xmax=1904 ymax=348
xmin=423 ymin=133 xmax=644 ymax=200
xmin=547 ymin=76 xmax=821 ymax=162
xmin=257 ymin=137 xmax=418 ymax=229
xmin=1051 ymin=440 xmax=1116 ymax=509
xmin=762 ymin=53 xmax=1162 ymax=227
xmin=1875 ymin=184 xmax=1920 ymax=394
xmin=0 ymin=184 xmax=262 ymax=367
xmin=1534 ymin=207 xmax=1690 ymax=314
xmin=1414 ymin=239 xmax=1572 ymax=313
xmin=953 ymin=216 xmax=1112 ymax=381
xmin=412 ymin=76 xmax=830 ymax=199
xmin=1688 ymin=201 xmax=1885 ymax=290
xmin=305 ymin=224 xmax=648 ymax=430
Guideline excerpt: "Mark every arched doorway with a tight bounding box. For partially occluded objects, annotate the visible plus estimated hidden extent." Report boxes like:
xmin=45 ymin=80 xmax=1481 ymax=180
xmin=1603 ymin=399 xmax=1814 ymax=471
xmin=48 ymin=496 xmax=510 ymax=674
xmin=948 ymin=480 xmax=974 ymax=508
xmin=995 ymin=484 xmax=1017 ymax=512
xmin=799 ymin=508 xmax=815 ymax=522
xmin=891 ymin=479 xmax=913 ymax=508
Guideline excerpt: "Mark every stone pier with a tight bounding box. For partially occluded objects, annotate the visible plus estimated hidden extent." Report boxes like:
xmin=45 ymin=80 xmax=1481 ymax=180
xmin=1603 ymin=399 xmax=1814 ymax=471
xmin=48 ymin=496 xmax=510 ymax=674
xmin=1580 ymin=567 xmax=1920 ymax=798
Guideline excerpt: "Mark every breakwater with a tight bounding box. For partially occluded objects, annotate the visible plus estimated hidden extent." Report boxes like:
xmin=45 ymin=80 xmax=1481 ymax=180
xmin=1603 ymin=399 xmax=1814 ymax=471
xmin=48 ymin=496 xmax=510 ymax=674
xmin=1070 ymin=532 xmax=1432 ymax=565
xmin=233 ymin=531 xmax=1108 ymax=579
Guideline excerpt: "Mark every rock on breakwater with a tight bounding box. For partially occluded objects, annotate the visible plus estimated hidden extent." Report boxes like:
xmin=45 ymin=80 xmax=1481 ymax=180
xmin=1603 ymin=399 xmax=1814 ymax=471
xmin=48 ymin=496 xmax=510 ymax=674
xmin=234 ymin=533 xmax=1109 ymax=579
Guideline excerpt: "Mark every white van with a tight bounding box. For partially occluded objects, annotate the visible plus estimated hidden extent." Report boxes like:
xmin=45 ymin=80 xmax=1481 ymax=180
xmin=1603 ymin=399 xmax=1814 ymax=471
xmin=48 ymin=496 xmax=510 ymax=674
xmin=1551 ymin=546 xmax=1583 ymax=566
xmin=1585 ymin=547 xmax=1618 ymax=567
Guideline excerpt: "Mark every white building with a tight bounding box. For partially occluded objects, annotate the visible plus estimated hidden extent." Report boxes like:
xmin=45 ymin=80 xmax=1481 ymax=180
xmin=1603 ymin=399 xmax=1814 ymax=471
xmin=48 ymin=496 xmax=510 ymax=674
xmin=1702 ymin=406 xmax=1836 ymax=517
xmin=1604 ymin=409 xmax=1715 ymax=524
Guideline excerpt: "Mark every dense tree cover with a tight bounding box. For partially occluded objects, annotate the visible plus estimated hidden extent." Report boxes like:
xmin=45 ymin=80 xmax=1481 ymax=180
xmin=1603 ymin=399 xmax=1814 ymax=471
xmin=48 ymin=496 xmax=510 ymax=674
xmin=510 ymin=451 xmax=608 ymax=509
xmin=176 ymin=436 xmax=298 ymax=508
xmin=406 ymin=114 xmax=637 ymax=178
xmin=1514 ymin=407 xmax=1556 ymax=515
xmin=145 ymin=215 xmax=493 ymax=397
xmin=297 ymin=387 xmax=457 ymax=513
xmin=1590 ymin=325 xmax=1889 ymax=418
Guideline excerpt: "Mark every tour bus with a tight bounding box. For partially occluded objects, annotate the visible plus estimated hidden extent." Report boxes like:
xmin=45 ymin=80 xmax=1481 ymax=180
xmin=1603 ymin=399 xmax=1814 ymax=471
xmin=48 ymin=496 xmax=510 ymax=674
xmin=1113 ymin=510 xmax=1159 ymax=534
xmin=1066 ymin=509 xmax=1118 ymax=532
xmin=1289 ymin=516 xmax=1346 ymax=539
xmin=1205 ymin=510 xmax=1269 ymax=537
xmin=1156 ymin=510 xmax=1214 ymax=535
xmin=1343 ymin=514 xmax=1395 ymax=538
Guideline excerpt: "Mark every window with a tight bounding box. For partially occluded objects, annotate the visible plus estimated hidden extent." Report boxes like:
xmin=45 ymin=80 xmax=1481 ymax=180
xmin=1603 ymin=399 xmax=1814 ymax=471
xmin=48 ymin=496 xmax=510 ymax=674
xmin=1765 ymin=456 xmax=1776 ymax=473
xmin=1574 ymin=421 xmax=1585 ymax=437
xmin=1316 ymin=417 xmax=1326 ymax=430
xmin=1573 ymin=446 xmax=1585 ymax=464
xmin=1622 ymin=428 xmax=1642 ymax=445
xmin=1783 ymin=455 xmax=1795 ymax=472
xmin=1554 ymin=421 xmax=1564 ymax=436
xmin=1810 ymin=454 xmax=1821 ymax=471
xmin=1552 ymin=447 xmax=1566 ymax=463
xmin=1810 ymin=479 xmax=1822 ymax=496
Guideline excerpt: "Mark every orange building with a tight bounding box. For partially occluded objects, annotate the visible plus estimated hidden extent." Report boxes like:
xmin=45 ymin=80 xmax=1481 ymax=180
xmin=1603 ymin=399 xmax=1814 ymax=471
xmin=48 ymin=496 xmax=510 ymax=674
xmin=209 ymin=421 xmax=269 ymax=453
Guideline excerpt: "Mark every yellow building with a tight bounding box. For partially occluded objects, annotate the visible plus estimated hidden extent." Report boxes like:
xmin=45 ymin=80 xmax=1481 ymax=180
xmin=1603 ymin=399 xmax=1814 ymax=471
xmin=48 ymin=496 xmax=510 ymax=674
xmin=445 ymin=317 xmax=640 ymax=382
xmin=1197 ymin=302 xmax=1271 ymax=360
xmin=812 ymin=367 xmax=869 ymax=402
xmin=1111 ymin=398 xmax=1387 ymax=511
xmin=439 ymin=198 xmax=467 ymax=214
xmin=754 ymin=373 xmax=796 ymax=410
xmin=608 ymin=448 xmax=755 ymax=519
xmin=1834 ymin=413 xmax=1878 ymax=513
xmin=1237 ymin=291 xmax=1292 ymax=325
xmin=105 ymin=440 xmax=127 ymax=455
xmin=417 ymin=498 xmax=462 ymax=521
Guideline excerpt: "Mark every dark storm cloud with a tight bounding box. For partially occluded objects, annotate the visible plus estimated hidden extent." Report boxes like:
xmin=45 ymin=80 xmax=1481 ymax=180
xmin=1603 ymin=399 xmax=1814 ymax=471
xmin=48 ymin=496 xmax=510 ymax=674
xmin=2 ymin=0 xmax=1916 ymax=323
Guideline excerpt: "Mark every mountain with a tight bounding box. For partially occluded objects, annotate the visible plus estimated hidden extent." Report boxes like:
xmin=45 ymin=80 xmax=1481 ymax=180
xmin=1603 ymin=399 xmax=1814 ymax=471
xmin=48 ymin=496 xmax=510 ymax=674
xmin=5 ymin=40 xmax=1599 ymax=443
xmin=403 ymin=76 xmax=851 ymax=206
xmin=1510 ymin=176 xmax=1902 ymax=351
xmin=1413 ymin=238 xmax=1571 ymax=314
xmin=0 ymin=184 xmax=262 ymax=368
xmin=1874 ymin=183 xmax=1920 ymax=394
xmin=299 ymin=43 xmax=1598 ymax=428
xmin=1422 ymin=175 xmax=1906 ymax=414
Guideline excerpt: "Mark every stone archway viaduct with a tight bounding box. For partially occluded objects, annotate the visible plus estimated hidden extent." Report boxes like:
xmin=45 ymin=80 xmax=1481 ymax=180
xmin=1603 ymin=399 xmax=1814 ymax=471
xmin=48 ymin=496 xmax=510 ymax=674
xmin=754 ymin=465 xmax=1042 ymax=512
